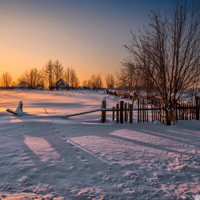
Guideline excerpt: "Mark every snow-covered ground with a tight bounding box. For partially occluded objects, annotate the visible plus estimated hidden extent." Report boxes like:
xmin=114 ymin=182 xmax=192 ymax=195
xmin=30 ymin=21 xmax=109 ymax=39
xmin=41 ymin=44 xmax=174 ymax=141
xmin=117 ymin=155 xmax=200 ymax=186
xmin=0 ymin=89 xmax=200 ymax=200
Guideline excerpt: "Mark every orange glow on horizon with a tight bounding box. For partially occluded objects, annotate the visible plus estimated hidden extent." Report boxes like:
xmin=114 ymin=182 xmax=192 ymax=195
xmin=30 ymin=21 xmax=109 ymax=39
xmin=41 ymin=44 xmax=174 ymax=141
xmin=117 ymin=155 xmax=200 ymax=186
xmin=0 ymin=0 xmax=133 ymax=87
xmin=0 ymin=41 xmax=121 ymax=86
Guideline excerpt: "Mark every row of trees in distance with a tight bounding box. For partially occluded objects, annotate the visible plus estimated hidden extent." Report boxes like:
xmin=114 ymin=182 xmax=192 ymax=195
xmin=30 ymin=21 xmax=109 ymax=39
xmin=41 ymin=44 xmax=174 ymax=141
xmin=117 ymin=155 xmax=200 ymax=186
xmin=1 ymin=60 xmax=116 ymax=89
xmin=14 ymin=60 xmax=79 ymax=89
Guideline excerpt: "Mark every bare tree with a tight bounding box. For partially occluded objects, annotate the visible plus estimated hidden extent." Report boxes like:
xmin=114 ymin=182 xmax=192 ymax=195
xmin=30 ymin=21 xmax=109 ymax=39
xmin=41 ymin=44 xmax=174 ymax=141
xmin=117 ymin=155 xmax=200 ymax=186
xmin=18 ymin=68 xmax=40 ymax=88
xmin=88 ymin=74 xmax=103 ymax=89
xmin=69 ymin=68 xmax=79 ymax=88
xmin=17 ymin=73 xmax=27 ymax=84
xmin=64 ymin=67 xmax=70 ymax=85
xmin=87 ymin=79 xmax=92 ymax=88
xmin=106 ymin=74 xmax=115 ymax=89
xmin=90 ymin=74 xmax=96 ymax=89
xmin=45 ymin=60 xmax=54 ymax=89
xmin=96 ymin=74 xmax=103 ymax=89
xmin=1 ymin=72 xmax=12 ymax=87
xmin=37 ymin=67 xmax=45 ymax=88
xmin=63 ymin=67 xmax=79 ymax=87
xmin=124 ymin=0 xmax=200 ymax=124
xmin=74 ymin=76 xmax=80 ymax=88
xmin=119 ymin=61 xmax=154 ymax=96
xmin=82 ymin=80 xmax=88 ymax=86
xmin=117 ymin=63 xmax=136 ymax=92
xmin=54 ymin=60 xmax=64 ymax=82
xmin=29 ymin=68 xmax=40 ymax=88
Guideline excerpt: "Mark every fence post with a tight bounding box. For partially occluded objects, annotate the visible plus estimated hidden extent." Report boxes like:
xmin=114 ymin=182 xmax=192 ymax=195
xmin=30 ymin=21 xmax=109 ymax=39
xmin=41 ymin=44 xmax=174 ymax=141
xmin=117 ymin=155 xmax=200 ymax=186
xmin=159 ymin=105 xmax=162 ymax=122
xmin=151 ymin=98 xmax=153 ymax=122
xmin=196 ymin=97 xmax=199 ymax=120
xmin=147 ymin=98 xmax=149 ymax=122
xmin=132 ymin=95 xmax=135 ymax=106
xmin=116 ymin=103 xmax=119 ymax=123
xmin=162 ymin=106 xmax=165 ymax=124
xmin=130 ymin=104 xmax=133 ymax=123
xmin=143 ymin=98 xmax=144 ymax=122
xmin=101 ymin=97 xmax=106 ymax=123
xmin=137 ymin=98 xmax=139 ymax=122
xmin=125 ymin=103 xmax=127 ymax=123
xmin=175 ymin=104 xmax=177 ymax=122
xmin=112 ymin=107 xmax=115 ymax=121
xmin=156 ymin=98 xmax=158 ymax=120
xmin=184 ymin=103 xmax=186 ymax=120
xmin=192 ymin=101 xmax=194 ymax=119
xmin=186 ymin=103 xmax=189 ymax=120
xmin=120 ymin=101 xmax=124 ymax=123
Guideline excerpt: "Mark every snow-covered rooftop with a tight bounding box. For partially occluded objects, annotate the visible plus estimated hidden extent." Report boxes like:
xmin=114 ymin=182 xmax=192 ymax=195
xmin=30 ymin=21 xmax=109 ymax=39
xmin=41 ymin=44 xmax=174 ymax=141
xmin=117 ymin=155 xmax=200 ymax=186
xmin=53 ymin=79 xmax=70 ymax=87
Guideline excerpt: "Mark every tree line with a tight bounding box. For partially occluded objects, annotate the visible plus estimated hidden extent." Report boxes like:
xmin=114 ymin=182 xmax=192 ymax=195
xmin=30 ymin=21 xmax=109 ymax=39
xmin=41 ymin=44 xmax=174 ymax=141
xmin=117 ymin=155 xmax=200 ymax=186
xmin=11 ymin=60 xmax=79 ymax=89
xmin=1 ymin=60 xmax=116 ymax=89
xmin=82 ymin=73 xmax=115 ymax=90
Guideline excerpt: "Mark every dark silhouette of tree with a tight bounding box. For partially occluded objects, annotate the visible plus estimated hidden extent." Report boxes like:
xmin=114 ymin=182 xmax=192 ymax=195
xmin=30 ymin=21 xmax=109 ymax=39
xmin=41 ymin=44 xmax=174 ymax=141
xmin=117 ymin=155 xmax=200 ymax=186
xmin=37 ymin=67 xmax=45 ymax=88
xmin=1 ymin=72 xmax=12 ymax=87
xmin=96 ymin=74 xmax=103 ymax=89
xmin=28 ymin=68 xmax=40 ymax=88
xmin=88 ymin=74 xmax=103 ymax=89
xmin=82 ymin=80 xmax=88 ymax=86
xmin=64 ymin=67 xmax=70 ymax=85
xmin=18 ymin=68 xmax=41 ymax=88
xmin=69 ymin=68 xmax=79 ymax=88
xmin=124 ymin=0 xmax=200 ymax=124
xmin=54 ymin=60 xmax=64 ymax=82
xmin=106 ymin=74 xmax=115 ymax=89
xmin=45 ymin=60 xmax=54 ymax=89
xmin=117 ymin=63 xmax=136 ymax=92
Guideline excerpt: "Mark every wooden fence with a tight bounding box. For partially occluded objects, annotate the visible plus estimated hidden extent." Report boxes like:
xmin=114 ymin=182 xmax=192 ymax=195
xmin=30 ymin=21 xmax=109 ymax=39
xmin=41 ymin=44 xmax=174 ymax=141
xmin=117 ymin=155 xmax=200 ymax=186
xmin=110 ymin=101 xmax=133 ymax=123
xmin=137 ymin=97 xmax=165 ymax=123
xmin=100 ymin=98 xmax=133 ymax=123
xmin=137 ymin=96 xmax=200 ymax=124
xmin=65 ymin=97 xmax=200 ymax=124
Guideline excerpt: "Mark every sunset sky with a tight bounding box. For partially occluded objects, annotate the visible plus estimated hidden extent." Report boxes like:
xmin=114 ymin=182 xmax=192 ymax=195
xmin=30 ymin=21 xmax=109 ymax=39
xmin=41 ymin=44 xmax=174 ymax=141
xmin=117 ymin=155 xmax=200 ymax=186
xmin=0 ymin=0 xmax=174 ymax=85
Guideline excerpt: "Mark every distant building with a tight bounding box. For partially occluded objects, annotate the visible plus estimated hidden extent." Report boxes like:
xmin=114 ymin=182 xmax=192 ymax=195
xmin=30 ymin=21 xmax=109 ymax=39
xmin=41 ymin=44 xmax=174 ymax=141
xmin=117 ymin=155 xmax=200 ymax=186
xmin=35 ymin=84 xmax=46 ymax=90
xmin=52 ymin=79 xmax=71 ymax=90
xmin=79 ymin=85 xmax=91 ymax=90
xmin=14 ymin=82 xmax=31 ymax=89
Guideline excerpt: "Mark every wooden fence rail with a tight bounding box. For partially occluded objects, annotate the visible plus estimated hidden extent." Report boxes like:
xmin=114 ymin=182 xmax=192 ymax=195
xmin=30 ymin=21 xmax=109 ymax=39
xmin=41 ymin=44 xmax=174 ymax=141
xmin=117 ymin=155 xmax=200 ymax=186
xmin=137 ymin=96 xmax=200 ymax=124
xmin=65 ymin=96 xmax=200 ymax=124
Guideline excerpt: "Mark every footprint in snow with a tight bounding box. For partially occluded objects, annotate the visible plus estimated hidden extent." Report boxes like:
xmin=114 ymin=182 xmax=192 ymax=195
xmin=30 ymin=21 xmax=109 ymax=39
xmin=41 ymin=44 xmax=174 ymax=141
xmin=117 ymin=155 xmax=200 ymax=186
xmin=77 ymin=155 xmax=86 ymax=161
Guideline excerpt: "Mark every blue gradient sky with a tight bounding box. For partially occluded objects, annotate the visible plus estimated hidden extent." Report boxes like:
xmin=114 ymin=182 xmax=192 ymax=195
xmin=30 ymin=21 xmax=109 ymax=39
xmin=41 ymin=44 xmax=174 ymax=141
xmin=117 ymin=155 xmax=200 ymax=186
xmin=0 ymin=0 xmax=174 ymax=84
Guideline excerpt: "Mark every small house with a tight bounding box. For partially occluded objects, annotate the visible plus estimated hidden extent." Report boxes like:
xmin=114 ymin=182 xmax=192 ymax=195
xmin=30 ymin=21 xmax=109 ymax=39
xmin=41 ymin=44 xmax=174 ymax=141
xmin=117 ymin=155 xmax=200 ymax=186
xmin=52 ymin=79 xmax=71 ymax=90
xmin=79 ymin=85 xmax=91 ymax=90
xmin=15 ymin=82 xmax=31 ymax=89
xmin=35 ymin=84 xmax=46 ymax=90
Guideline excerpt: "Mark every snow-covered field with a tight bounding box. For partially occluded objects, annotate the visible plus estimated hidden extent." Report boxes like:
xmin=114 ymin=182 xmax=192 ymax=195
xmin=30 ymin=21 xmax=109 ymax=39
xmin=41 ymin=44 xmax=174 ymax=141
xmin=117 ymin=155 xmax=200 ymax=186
xmin=0 ymin=89 xmax=200 ymax=200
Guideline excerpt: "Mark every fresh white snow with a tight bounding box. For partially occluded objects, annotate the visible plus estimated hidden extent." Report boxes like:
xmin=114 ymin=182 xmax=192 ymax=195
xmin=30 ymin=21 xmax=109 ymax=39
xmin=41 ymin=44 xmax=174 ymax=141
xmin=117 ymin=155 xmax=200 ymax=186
xmin=0 ymin=89 xmax=200 ymax=199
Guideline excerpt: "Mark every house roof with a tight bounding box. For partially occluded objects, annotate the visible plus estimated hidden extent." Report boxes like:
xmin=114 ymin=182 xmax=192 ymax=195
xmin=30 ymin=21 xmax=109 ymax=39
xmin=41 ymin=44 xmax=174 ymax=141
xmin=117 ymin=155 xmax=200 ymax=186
xmin=53 ymin=79 xmax=70 ymax=87
xmin=35 ymin=84 xmax=47 ymax=90
xmin=15 ymin=82 xmax=31 ymax=88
